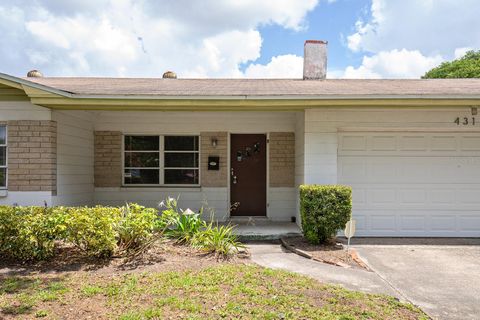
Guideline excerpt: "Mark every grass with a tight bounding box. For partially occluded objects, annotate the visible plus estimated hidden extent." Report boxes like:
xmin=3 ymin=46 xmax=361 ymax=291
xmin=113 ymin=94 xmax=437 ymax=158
xmin=0 ymin=264 xmax=428 ymax=319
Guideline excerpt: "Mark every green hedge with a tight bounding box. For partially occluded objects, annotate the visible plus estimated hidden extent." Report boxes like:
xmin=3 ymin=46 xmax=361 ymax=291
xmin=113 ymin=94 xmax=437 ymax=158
xmin=0 ymin=206 xmax=65 ymax=261
xmin=0 ymin=200 xmax=243 ymax=262
xmin=0 ymin=204 xmax=158 ymax=261
xmin=299 ymin=185 xmax=352 ymax=244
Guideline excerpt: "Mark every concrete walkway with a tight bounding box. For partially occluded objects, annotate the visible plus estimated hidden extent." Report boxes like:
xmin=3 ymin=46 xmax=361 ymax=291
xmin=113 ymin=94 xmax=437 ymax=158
xmin=248 ymin=242 xmax=401 ymax=298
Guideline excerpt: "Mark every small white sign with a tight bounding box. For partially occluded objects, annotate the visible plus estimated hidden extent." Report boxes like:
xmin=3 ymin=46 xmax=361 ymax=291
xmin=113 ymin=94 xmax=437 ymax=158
xmin=344 ymin=219 xmax=356 ymax=252
xmin=344 ymin=220 xmax=356 ymax=239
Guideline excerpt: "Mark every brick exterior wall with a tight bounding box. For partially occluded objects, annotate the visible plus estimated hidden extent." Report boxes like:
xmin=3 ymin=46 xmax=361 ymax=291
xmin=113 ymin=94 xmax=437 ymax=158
xmin=200 ymin=132 xmax=227 ymax=187
xmin=269 ymin=132 xmax=295 ymax=187
xmin=7 ymin=120 xmax=57 ymax=192
xmin=94 ymin=131 xmax=122 ymax=187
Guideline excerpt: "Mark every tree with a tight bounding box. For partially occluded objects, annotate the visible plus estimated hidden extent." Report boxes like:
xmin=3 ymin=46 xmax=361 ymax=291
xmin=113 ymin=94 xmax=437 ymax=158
xmin=422 ymin=50 xmax=480 ymax=78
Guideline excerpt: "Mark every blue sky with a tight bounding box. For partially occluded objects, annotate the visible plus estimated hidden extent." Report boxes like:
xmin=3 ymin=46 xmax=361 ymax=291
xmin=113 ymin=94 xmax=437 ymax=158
xmin=248 ymin=0 xmax=370 ymax=73
xmin=0 ymin=0 xmax=478 ymax=79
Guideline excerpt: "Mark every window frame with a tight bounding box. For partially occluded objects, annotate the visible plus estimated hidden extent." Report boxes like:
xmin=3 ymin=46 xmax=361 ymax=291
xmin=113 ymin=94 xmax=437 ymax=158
xmin=0 ymin=125 xmax=7 ymax=190
xmin=122 ymin=134 xmax=200 ymax=187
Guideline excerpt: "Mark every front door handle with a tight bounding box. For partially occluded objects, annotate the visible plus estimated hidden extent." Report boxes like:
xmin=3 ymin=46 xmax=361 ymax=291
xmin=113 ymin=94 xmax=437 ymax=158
xmin=232 ymin=176 xmax=237 ymax=184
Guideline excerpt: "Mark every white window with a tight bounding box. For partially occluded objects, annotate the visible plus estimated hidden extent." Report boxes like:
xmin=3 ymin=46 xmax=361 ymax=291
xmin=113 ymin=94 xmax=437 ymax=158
xmin=0 ymin=126 xmax=6 ymax=189
xmin=123 ymin=135 xmax=199 ymax=186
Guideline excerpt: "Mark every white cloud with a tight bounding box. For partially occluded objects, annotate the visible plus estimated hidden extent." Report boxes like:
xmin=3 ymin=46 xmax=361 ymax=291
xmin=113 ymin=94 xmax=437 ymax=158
xmin=0 ymin=0 xmax=319 ymax=77
xmin=243 ymin=54 xmax=303 ymax=78
xmin=343 ymin=0 xmax=479 ymax=78
xmin=454 ymin=47 xmax=473 ymax=59
xmin=343 ymin=49 xmax=444 ymax=79
xmin=347 ymin=0 xmax=480 ymax=56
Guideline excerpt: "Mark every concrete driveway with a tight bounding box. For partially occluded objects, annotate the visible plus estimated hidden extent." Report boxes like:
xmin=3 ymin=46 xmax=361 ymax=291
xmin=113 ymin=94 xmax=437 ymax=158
xmin=352 ymin=238 xmax=480 ymax=320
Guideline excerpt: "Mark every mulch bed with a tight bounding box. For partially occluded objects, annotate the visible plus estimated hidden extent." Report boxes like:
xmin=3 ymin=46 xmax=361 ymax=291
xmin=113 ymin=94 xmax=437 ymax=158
xmin=281 ymin=236 xmax=369 ymax=270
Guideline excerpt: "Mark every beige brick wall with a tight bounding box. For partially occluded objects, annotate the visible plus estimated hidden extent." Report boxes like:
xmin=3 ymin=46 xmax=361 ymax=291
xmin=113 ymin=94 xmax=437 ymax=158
xmin=200 ymin=132 xmax=227 ymax=187
xmin=7 ymin=120 xmax=57 ymax=192
xmin=94 ymin=131 xmax=122 ymax=187
xmin=269 ymin=132 xmax=295 ymax=187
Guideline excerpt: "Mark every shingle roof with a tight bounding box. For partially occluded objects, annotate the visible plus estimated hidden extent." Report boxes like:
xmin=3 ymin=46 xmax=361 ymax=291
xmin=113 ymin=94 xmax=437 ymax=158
xmin=22 ymin=77 xmax=480 ymax=97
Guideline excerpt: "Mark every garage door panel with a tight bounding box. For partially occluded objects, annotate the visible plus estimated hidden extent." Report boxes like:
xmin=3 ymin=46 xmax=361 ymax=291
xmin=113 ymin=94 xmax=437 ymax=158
xmin=371 ymin=136 xmax=397 ymax=151
xmin=460 ymin=136 xmax=480 ymax=150
xmin=431 ymin=135 xmax=457 ymax=151
xmin=340 ymin=135 xmax=367 ymax=151
xmin=338 ymin=131 xmax=480 ymax=237
xmin=400 ymin=136 xmax=428 ymax=151
xmin=353 ymin=210 xmax=480 ymax=236
xmin=370 ymin=189 xmax=396 ymax=204
xmin=430 ymin=215 xmax=457 ymax=232
xmin=339 ymin=132 xmax=480 ymax=156
xmin=458 ymin=216 xmax=480 ymax=231
xmin=399 ymin=189 xmax=426 ymax=204
xmin=429 ymin=189 xmax=455 ymax=204
xmin=400 ymin=215 xmax=426 ymax=231
xmin=341 ymin=157 xmax=480 ymax=183
xmin=370 ymin=214 xmax=397 ymax=232
xmin=350 ymin=184 xmax=480 ymax=210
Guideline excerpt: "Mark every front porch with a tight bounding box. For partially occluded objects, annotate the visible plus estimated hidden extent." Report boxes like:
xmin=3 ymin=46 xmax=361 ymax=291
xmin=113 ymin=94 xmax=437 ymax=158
xmin=225 ymin=218 xmax=302 ymax=241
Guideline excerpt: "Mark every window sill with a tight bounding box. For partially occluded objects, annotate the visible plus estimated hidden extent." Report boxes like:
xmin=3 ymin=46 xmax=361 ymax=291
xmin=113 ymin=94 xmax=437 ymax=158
xmin=118 ymin=186 xmax=202 ymax=192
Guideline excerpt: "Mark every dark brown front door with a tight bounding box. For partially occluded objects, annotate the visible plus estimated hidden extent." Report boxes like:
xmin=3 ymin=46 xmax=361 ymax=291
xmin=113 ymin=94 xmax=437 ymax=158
xmin=230 ymin=134 xmax=267 ymax=216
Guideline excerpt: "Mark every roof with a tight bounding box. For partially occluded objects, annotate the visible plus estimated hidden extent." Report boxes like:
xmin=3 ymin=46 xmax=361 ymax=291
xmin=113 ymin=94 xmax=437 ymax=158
xmin=20 ymin=77 xmax=480 ymax=98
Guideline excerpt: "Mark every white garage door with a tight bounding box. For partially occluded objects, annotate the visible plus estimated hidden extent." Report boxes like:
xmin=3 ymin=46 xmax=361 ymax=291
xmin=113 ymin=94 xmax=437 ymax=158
xmin=338 ymin=132 xmax=480 ymax=237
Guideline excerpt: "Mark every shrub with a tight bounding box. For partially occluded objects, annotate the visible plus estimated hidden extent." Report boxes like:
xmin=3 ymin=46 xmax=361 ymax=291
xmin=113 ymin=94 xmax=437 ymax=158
xmin=166 ymin=208 xmax=206 ymax=244
xmin=192 ymin=222 xmax=244 ymax=257
xmin=160 ymin=198 xmax=206 ymax=244
xmin=299 ymin=185 xmax=352 ymax=244
xmin=63 ymin=206 xmax=121 ymax=258
xmin=157 ymin=197 xmax=181 ymax=231
xmin=117 ymin=203 xmax=158 ymax=252
xmin=0 ymin=206 xmax=66 ymax=261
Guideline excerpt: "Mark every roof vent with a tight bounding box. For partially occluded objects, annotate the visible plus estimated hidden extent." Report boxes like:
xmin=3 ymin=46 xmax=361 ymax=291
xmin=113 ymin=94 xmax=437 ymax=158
xmin=162 ymin=71 xmax=177 ymax=79
xmin=27 ymin=70 xmax=43 ymax=78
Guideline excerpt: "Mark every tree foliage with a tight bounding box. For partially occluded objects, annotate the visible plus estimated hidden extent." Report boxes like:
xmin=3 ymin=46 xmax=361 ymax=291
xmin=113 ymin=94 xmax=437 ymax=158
xmin=422 ymin=50 xmax=480 ymax=78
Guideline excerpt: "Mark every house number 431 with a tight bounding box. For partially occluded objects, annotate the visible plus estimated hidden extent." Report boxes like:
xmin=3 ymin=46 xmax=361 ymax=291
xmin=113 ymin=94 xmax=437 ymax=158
xmin=454 ymin=117 xmax=476 ymax=126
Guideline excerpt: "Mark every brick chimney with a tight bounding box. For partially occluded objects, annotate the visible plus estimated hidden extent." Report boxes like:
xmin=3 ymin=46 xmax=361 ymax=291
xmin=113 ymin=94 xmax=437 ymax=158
xmin=303 ymin=40 xmax=327 ymax=80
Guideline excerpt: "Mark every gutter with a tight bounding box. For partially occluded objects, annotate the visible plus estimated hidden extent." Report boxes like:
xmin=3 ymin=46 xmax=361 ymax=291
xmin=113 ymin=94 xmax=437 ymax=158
xmin=67 ymin=94 xmax=480 ymax=100
xmin=0 ymin=72 xmax=74 ymax=98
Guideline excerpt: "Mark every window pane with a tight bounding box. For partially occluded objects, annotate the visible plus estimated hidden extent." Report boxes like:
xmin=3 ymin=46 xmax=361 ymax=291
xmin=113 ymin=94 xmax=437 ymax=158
xmin=125 ymin=152 xmax=159 ymax=167
xmin=0 ymin=168 xmax=5 ymax=187
xmin=164 ymin=169 xmax=199 ymax=185
xmin=0 ymin=147 xmax=5 ymax=166
xmin=125 ymin=136 xmax=159 ymax=151
xmin=0 ymin=127 xmax=5 ymax=145
xmin=164 ymin=136 xmax=199 ymax=151
xmin=164 ymin=152 xmax=198 ymax=168
xmin=124 ymin=169 xmax=159 ymax=184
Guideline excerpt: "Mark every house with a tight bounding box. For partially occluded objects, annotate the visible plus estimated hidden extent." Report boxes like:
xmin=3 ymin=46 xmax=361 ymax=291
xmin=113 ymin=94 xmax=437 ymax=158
xmin=1 ymin=40 xmax=480 ymax=237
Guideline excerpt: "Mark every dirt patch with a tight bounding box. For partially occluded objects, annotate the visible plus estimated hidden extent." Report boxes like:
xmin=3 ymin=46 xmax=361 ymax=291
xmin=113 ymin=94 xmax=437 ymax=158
xmin=282 ymin=236 xmax=369 ymax=270
xmin=0 ymin=239 xmax=249 ymax=277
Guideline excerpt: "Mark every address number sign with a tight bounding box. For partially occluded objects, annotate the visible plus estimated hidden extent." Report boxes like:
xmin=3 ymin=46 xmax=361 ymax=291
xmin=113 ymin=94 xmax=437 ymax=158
xmin=454 ymin=117 xmax=476 ymax=126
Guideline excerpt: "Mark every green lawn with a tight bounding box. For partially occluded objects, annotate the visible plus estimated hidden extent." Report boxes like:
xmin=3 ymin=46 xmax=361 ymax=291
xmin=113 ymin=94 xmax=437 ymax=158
xmin=0 ymin=264 xmax=427 ymax=319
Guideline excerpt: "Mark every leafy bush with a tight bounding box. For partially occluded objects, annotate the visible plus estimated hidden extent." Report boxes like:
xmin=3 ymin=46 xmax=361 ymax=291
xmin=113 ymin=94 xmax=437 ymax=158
xmin=0 ymin=206 xmax=66 ymax=261
xmin=160 ymin=198 xmax=206 ymax=243
xmin=160 ymin=197 xmax=244 ymax=257
xmin=117 ymin=203 xmax=159 ymax=253
xmin=157 ymin=197 xmax=182 ymax=231
xmin=63 ymin=206 xmax=121 ymax=258
xmin=192 ymin=222 xmax=244 ymax=257
xmin=0 ymin=198 xmax=246 ymax=262
xmin=166 ymin=209 xmax=206 ymax=243
xmin=299 ymin=185 xmax=352 ymax=244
